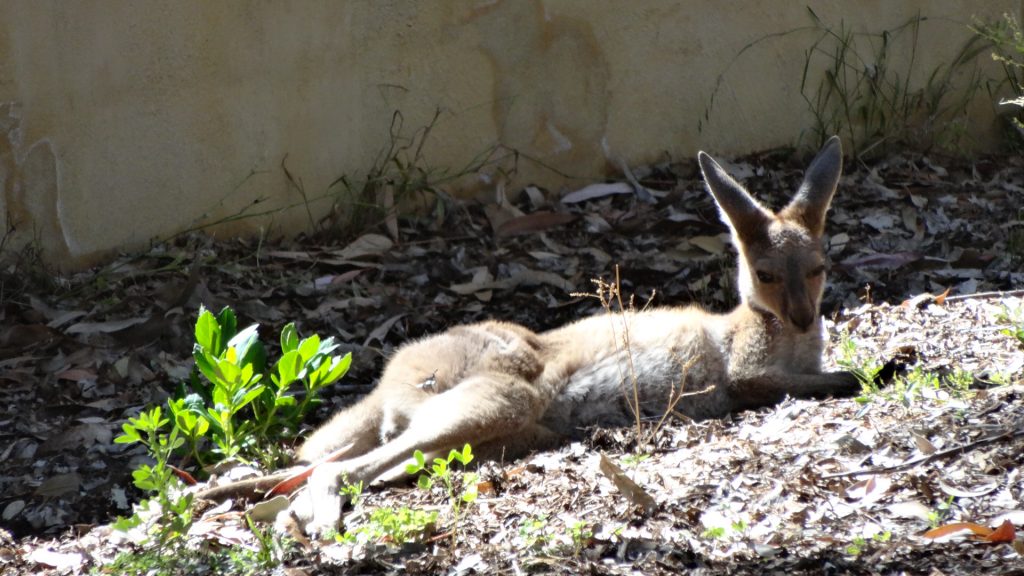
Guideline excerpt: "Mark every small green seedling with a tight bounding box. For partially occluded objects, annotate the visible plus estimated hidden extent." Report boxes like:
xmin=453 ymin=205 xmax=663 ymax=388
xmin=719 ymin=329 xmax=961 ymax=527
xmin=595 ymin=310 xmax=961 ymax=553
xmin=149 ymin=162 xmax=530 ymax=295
xmin=338 ymin=507 xmax=439 ymax=547
xmin=405 ymin=444 xmax=479 ymax=543
xmin=997 ymin=305 xmax=1024 ymax=347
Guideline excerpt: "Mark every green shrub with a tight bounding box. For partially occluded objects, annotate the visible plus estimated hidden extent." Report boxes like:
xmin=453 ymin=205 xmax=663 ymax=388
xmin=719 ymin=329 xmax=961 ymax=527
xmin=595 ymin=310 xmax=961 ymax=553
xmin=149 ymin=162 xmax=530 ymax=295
xmin=109 ymin=306 xmax=350 ymax=564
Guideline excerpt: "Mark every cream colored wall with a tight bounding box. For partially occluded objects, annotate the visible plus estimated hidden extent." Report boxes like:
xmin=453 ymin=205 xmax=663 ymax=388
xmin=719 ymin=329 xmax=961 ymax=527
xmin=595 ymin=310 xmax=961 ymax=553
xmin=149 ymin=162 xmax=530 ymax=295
xmin=0 ymin=1 xmax=1017 ymax=269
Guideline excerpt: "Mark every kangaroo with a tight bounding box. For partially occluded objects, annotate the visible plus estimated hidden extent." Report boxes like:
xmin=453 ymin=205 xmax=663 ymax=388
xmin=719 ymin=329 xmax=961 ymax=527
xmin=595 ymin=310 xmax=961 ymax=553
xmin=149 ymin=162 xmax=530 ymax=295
xmin=197 ymin=136 xmax=859 ymax=535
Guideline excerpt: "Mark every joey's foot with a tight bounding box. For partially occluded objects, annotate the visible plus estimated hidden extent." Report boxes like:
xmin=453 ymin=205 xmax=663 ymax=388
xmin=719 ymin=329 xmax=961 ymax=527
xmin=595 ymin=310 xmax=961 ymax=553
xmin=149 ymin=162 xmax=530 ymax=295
xmin=274 ymin=461 xmax=352 ymax=538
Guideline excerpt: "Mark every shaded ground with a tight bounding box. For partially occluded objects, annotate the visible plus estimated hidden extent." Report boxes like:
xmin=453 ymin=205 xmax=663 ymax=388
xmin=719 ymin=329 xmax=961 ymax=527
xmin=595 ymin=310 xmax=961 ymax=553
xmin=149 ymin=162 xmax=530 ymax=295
xmin=1 ymin=148 xmax=1023 ymax=574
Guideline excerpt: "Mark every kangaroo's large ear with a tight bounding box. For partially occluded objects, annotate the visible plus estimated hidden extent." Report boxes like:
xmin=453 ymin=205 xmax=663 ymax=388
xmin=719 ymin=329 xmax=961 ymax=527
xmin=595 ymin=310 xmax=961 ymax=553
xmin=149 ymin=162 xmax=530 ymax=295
xmin=698 ymin=151 xmax=772 ymax=241
xmin=780 ymin=135 xmax=842 ymax=237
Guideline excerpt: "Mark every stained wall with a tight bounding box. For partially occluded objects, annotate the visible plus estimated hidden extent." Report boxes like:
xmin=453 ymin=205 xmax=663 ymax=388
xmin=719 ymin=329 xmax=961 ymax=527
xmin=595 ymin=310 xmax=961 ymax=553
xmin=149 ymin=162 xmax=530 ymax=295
xmin=0 ymin=1 xmax=1015 ymax=268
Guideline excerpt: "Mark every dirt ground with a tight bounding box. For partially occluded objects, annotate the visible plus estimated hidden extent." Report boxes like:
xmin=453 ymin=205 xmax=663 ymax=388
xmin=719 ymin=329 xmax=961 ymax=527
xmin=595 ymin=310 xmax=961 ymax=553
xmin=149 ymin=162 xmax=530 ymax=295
xmin=1 ymin=147 xmax=1023 ymax=574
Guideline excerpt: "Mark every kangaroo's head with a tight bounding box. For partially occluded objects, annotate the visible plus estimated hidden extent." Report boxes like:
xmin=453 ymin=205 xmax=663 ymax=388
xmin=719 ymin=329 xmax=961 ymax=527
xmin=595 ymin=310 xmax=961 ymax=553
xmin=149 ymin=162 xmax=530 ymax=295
xmin=698 ymin=136 xmax=842 ymax=332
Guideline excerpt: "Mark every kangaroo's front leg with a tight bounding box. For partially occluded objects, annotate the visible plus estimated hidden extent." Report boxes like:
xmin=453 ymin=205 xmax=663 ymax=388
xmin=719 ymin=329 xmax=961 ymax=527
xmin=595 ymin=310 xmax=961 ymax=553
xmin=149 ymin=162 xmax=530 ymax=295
xmin=285 ymin=371 xmax=549 ymax=535
xmin=727 ymin=371 xmax=860 ymax=412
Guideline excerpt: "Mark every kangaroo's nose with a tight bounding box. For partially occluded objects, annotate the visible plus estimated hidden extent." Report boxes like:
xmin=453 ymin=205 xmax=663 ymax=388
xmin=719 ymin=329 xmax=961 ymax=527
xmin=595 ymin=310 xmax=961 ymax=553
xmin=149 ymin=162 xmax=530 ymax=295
xmin=789 ymin=308 xmax=815 ymax=332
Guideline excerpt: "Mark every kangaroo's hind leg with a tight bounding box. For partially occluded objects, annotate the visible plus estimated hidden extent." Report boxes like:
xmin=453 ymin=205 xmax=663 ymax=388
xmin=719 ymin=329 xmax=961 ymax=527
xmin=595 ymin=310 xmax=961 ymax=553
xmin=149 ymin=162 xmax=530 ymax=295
xmin=288 ymin=370 xmax=552 ymax=535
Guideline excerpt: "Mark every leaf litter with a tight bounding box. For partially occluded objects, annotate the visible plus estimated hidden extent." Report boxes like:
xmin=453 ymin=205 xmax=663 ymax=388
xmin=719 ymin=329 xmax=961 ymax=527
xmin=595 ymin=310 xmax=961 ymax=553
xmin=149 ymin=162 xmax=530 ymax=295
xmin=0 ymin=150 xmax=1023 ymax=574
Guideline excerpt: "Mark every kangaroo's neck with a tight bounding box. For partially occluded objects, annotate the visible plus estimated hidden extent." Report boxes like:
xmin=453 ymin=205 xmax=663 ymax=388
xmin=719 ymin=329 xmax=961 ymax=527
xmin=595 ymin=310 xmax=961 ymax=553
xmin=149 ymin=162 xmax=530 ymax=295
xmin=725 ymin=299 xmax=826 ymax=373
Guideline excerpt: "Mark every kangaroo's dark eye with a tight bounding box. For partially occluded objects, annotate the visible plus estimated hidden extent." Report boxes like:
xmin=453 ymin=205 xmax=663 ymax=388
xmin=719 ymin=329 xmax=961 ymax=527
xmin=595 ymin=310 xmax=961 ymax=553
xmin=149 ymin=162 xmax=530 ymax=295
xmin=756 ymin=270 xmax=776 ymax=283
xmin=808 ymin=265 xmax=826 ymax=278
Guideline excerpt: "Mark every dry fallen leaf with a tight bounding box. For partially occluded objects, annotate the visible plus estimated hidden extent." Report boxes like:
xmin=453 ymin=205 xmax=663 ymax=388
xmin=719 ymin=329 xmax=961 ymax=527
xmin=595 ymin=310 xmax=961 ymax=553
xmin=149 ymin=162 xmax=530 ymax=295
xmin=34 ymin=473 xmax=82 ymax=499
xmin=910 ymin=433 xmax=936 ymax=454
xmin=923 ymin=521 xmax=992 ymax=539
xmin=2 ymin=500 xmax=25 ymax=521
xmin=248 ymin=495 xmax=290 ymax=522
xmin=922 ymin=519 xmax=1016 ymax=543
xmin=839 ymin=251 xmax=921 ymax=270
xmin=39 ymin=423 xmax=111 ymax=454
xmin=886 ymin=501 xmax=931 ymax=521
xmin=332 ymin=233 xmax=394 ymax=260
xmin=938 ymin=479 xmax=998 ymax=498
xmin=983 ymin=519 xmax=1016 ymax=543
xmin=495 ymin=211 xmax=577 ymax=237
xmin=27 ymin=548 xmax=84 ymax=571
xmin=170 ymin=465 xmax=198 ymax=485
xmin=689 ymin=235 xmax=727 ymax=256
xmin=844 ymin=475 xmax=891 ymax=505
xmin=65 ymin=317 xmax=149 ymax=335
xmin=363 ymin=314 xmax=406 ymax=347
xmin=598 ymin=453 xmax=657 ymax=515
xmin=560 ymin=182 xmax=633 ymax=204
xmin=450 ymin=269 xmax=572 ymax=296
xmin=477 ymin=480 xmax=497 ymax=497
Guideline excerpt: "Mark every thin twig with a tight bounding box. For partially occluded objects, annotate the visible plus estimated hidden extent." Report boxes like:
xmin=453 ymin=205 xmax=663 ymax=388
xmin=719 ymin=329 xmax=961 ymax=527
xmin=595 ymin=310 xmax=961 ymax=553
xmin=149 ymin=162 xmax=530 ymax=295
xmin=944 ymin=289 xmax=1024 ymax=303
xmin=821 ymin=426 xmax=1024 ymax=479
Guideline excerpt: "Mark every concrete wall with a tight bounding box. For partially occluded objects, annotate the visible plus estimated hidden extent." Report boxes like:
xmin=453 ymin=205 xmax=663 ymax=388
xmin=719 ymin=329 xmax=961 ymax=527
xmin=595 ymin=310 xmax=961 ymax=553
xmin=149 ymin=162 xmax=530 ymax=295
xmin=0 ymin=1 xmax=1017 ymax=269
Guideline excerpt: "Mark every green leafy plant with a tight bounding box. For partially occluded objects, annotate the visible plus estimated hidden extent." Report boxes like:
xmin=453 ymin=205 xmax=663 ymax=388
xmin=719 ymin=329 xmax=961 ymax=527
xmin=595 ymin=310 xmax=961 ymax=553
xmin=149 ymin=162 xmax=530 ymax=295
xmin=101 ymin=548 xmax=194 ymax=575
xmin=971 ymin=13 xmax=1024 ymax=147
xmin=700 ymin=526 xmax=726 ymax=540
xmin=928 ymin=495 xmax=957 ymax=528
xmin=943 ymin=369 xmax=975 ymax=393
xmin=337 ymin=506 xmax=439 ymax=547
xmin=517 ymin=515 xmax=593 ymax=556
xmin=518 ymin=514 xmax=555 ymax=550
xmin=405 ymin=444 xmax=479 ymax=543
xmin=836 ymin=335 xmax=973 ymax=404
xmin=857 ymin=362 xmax=976 ymax=406
xmin=835 ymin=334 xmax=884 ymax=399
xmin=334 ymin=475 xmax=435 ymax=547
xmin=239 ymin=513 xmax=296 ymax=569
xmin=840 ymin=335 xmax=979 ymax=405
xmin=620 ymin=452 xmax=651 ymax=469
xmin=112 ymin=406 xmax=194 ymax=548
xmin=846 ymin=531 xmax=891 ymax=556
xmin=110 ymin=306 xmax=351 ymax=568
xmin=567 ymin=520 xmax=594 ymax=556
xmin=700 ymin=509 xmax=751 ymax=544
xmin=189 ymin=305 xmax=352 ymax=464
xmin=339 ymin=479 xmax=365 ymax=507
xmin=102 ymin=524 xmax=295 ymax=576
xmin=996 ymin=304 xmax=1024 ymax=347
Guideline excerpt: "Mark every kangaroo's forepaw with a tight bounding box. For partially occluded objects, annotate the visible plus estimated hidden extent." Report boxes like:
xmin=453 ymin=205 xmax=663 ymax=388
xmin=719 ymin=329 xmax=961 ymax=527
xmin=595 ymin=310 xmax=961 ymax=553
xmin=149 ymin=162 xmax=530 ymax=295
xmin=872 ymin=357 xmax=904 ymax=388
xmin=840 ymin=371 xmax=863 ymax=396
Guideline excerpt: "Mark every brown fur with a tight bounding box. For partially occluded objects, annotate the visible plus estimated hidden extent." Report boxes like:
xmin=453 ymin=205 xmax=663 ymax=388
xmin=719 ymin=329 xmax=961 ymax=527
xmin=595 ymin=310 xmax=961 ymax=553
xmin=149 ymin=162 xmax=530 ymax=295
xmin=199 ymin=137 xmax=858 ymax=535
